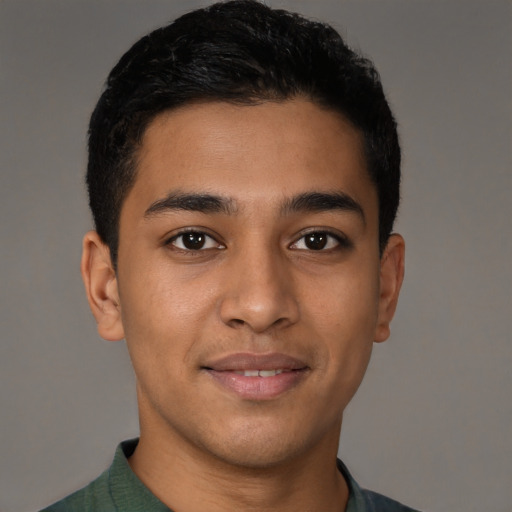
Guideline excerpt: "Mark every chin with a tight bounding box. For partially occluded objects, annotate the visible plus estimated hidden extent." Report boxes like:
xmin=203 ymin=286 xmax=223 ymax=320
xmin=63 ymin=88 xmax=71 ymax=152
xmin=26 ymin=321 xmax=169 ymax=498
xmin=198 ymin=419 xmax=325 ymax=470
xmin=212 ymin=442 xmax=303 ymax=470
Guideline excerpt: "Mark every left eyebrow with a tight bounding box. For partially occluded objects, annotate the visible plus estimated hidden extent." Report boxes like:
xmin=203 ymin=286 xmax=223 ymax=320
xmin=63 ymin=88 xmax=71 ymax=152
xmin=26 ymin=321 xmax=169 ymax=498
xmin=281 ymin=191 xmax=365 ymax=222
xmin=144 ymin=191 xmax=237 ymax=218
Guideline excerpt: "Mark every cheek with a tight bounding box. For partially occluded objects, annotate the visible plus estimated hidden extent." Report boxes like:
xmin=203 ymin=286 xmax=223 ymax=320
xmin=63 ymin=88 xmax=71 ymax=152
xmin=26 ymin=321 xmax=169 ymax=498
xmin=117 ymin=265 xmax=221 ymax=368
xmin=118 ymin=281 xmax=191 ymax=410
xmin=307 ymin=260 xmax=380 ymax=337
xmin=305 ymin=262 xmax=380 ymax=386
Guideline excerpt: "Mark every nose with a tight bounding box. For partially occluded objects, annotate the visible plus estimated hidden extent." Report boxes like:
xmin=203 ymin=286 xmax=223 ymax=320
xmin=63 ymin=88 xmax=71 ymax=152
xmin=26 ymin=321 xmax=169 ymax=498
xmin=219 ymin=244 xmax=300 ymax=333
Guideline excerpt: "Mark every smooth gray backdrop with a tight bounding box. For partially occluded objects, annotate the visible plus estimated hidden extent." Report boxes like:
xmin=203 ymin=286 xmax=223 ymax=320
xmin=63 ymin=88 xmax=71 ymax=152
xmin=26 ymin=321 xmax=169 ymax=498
xmin=1 ymin=1 xmax=511 ymax=511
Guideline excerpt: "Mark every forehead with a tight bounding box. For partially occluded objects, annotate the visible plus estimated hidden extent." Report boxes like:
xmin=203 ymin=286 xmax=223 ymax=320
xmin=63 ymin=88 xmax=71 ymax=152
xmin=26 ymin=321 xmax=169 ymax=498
xmin=125 ymin=99 xmax=376 ymax=219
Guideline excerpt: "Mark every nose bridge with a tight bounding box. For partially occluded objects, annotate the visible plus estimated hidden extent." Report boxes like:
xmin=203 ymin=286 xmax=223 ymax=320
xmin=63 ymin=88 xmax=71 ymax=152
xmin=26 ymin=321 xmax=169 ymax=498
xmin=219 ymin=238 xmax=299 ymax=332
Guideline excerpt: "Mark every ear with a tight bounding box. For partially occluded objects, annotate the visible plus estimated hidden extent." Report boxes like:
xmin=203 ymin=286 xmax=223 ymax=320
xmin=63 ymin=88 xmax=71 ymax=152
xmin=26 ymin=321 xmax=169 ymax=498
xmin=374 ymin=234 xmax=405 ymax=343
xmin=81 ymin=231 xmax=125 ymax=341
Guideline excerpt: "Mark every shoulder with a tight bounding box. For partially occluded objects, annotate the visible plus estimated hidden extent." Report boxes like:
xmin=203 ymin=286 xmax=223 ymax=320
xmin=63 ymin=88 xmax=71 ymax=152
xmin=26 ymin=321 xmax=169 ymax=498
xmin=39 ymin=468 xmax=114 ymax=512
xmin=337 ymin=459 xmax=421 ymax=512
xmin=39 ymin=439 xmax=169 ymax=512
xmin=360 ymin=489 xmax=421 ymax=512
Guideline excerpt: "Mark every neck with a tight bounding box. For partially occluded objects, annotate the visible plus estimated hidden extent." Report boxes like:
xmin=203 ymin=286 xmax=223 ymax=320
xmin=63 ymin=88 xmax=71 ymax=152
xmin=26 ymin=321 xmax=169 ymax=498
xmin=129 ymin=409 xmax=348 ymax=512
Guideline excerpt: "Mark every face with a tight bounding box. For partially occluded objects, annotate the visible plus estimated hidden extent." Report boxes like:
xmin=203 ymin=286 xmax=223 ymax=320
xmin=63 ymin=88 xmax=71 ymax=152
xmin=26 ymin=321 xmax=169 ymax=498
xmin=84 ymin=99 xmax=404 ymax=469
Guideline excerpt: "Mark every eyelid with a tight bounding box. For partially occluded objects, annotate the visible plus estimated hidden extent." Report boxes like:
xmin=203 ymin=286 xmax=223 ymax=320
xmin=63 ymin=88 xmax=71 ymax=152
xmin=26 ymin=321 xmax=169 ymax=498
xmin=289 ymin=228 xmax=352 ymax=250
xmin=165 ymin=228 xmax=225 ymax=251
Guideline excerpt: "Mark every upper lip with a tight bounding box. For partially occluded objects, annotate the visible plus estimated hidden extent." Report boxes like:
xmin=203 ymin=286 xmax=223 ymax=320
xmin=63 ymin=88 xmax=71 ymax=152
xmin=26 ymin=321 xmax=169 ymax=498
xmin=202 ymin=352 xmax=309 ymax=372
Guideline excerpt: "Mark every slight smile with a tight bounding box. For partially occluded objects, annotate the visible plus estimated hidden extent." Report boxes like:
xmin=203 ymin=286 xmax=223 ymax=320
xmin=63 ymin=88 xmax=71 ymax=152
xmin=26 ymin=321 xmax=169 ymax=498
xmin=202 ymin=352 xmax=310 ymax=400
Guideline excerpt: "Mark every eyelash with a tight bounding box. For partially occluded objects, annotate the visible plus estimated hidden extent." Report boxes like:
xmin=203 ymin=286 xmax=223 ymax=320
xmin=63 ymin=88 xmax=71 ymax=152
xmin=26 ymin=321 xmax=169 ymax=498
xmin=290 ymin=230 xmax=351 ymax=251
xmin=166 ymin=229 xmax=225 ymax=252
xmin=166 ymin=228 xmax=351 ymax=253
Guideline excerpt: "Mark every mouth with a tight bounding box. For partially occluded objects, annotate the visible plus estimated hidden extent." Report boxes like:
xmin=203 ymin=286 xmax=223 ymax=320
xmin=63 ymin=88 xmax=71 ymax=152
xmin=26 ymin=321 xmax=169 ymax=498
xmin=232 ymin=369 xmax=287 ymax=377
xmin=202 ymin=352 xmax=309 ymax=400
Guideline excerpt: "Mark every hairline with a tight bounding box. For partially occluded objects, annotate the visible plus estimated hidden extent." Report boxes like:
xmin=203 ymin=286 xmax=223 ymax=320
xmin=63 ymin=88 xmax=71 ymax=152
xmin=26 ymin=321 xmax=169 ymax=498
xmin=107 ymin=95 xmax=380 ymax=269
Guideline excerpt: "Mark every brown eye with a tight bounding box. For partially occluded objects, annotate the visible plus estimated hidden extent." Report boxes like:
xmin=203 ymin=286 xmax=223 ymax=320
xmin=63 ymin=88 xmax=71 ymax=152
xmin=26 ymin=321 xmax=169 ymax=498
xmin=182 ymin=232 xmax=206 ymax=250
xmin=170 ymin=231 xmax=223 ymax=251
xmin=304 ymin=232 xmax=329 ymax=250
xmin=290 ymin=231 xmax=348 ymax=251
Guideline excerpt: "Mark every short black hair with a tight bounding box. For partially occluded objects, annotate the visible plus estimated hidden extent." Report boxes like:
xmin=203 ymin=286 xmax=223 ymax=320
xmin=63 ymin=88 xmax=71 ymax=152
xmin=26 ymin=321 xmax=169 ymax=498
xmin=87 ymin=0 xmax=400 ymax=266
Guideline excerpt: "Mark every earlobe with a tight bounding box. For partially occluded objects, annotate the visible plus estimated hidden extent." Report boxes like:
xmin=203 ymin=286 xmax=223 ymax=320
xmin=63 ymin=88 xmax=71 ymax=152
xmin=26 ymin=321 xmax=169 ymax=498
xmin=374 ymin=234 xmax=405 ymax=343
xmin=81 ymin=231 xmax=125 ymax=341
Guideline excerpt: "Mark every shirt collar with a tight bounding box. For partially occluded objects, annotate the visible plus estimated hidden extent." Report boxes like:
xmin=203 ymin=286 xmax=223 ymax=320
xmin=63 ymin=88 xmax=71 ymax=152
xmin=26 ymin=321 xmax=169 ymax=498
xmin=108 ymin=439 xmax=170 ymax=511
xmin=337 ymin=458 xmax=369 ymax=512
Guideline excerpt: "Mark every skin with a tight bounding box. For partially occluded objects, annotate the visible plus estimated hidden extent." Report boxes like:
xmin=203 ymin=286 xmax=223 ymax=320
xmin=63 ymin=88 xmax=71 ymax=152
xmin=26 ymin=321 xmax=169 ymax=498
xmin=82 ymin=99 xmax=404 ymax=512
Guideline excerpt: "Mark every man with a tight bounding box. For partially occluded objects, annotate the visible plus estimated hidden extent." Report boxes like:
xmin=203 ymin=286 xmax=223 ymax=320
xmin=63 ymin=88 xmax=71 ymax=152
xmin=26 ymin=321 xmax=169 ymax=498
xmin=42 ymin=1 xmax=413 ymax=510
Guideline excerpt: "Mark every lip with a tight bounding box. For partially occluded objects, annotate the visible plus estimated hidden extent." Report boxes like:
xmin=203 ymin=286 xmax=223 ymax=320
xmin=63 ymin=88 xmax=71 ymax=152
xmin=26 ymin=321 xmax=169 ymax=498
xmin=202 ymin=352 xmax=309 ymax=400
xmin=203 ymin=352 xmax=308 ymax=372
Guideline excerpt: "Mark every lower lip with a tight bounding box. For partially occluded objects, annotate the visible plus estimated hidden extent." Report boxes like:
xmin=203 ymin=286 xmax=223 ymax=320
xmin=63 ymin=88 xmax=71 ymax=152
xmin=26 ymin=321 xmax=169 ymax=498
xmin=205 ymin=369 xmax=308 ymax=400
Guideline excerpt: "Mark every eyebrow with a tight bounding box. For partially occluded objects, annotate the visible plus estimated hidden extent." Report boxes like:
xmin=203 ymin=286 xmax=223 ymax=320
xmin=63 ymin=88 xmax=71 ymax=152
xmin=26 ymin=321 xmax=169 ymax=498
xmin=144 ymin=192 xmax=237 ymax=218
xmin=144 ymin=190 xmax=364 ymax=222
xmin=281 ymin=191 xmax=365 ymax=222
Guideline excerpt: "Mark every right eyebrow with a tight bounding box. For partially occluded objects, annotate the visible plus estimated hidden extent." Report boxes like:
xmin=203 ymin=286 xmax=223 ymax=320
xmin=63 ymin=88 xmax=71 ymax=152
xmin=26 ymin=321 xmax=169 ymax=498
xmin=281 ymin=191 xmax=365 ymax=223
xmin=144 ymin=191 xmax=237 ymax=218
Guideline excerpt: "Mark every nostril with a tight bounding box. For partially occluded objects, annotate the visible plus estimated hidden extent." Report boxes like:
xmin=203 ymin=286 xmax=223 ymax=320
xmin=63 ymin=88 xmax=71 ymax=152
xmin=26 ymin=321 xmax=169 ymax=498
xmin=219 ymin=282 xmax=300 ymax=332
xmin=228 ymin=318 xmax=246 ymax=328
xmin=227 ymin=315 xmax=292 ymax=333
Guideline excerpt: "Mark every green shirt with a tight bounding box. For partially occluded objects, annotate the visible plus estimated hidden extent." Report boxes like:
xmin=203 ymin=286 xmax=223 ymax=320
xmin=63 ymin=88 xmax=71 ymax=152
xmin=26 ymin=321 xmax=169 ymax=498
xmin=41 ymin=439 xmax=420 ymax=512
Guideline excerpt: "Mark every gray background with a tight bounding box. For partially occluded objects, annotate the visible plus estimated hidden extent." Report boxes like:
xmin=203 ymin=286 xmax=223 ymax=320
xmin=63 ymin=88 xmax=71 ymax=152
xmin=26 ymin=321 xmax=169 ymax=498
xmin=1 ymin=1 xmax=510 ymax=511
